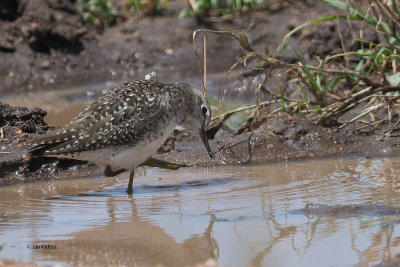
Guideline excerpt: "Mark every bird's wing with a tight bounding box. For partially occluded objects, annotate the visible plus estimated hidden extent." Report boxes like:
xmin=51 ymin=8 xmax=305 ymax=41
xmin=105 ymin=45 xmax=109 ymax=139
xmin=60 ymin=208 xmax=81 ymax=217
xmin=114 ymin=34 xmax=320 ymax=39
xmin=27 ymin=81 xmax=169 ymax=156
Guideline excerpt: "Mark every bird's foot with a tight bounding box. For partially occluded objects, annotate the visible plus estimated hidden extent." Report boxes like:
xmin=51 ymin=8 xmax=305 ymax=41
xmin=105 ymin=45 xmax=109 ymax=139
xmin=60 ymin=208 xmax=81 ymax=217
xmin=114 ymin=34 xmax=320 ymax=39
xmin=104 ymin=165 xmax=127 ymax=177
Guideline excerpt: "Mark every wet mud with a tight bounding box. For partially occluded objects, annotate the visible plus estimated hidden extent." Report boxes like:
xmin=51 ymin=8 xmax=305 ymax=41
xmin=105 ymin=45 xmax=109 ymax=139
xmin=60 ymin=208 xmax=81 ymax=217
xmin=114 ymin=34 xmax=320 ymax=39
xmin=2 ymin=105 xmax=400 ymax=187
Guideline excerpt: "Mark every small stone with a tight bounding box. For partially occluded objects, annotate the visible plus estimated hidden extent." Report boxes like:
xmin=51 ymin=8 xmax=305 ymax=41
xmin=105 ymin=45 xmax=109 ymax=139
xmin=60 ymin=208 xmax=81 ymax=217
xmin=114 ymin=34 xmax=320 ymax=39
xmin=165 ymin=48 xmax=174 ymax=55
xmin=132 ymin=30 xmax=141 ymax=40
xmin=41 ymin=60 xmax=51 ymax=70
xmin=0 ymin=39 xmax=16 ymax=52
xmin=16 ymin=130 xmax=23 ymax=135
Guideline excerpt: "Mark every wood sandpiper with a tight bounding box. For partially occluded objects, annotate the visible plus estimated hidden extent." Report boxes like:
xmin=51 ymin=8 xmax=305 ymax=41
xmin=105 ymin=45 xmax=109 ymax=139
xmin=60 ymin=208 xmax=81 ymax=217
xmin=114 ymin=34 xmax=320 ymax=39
xmin=26 ymin=80 xmax=213 ymax=194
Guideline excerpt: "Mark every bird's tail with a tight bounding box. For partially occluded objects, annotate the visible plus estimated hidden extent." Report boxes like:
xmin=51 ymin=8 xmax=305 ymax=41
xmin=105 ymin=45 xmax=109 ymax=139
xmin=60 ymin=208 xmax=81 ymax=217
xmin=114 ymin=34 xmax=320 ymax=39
xmin=24 ymin=130 xmax=78 ymax=159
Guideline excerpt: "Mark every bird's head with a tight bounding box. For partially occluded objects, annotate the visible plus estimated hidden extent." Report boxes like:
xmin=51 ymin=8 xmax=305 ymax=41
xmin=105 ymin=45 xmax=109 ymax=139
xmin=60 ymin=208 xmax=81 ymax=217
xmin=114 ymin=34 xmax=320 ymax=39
xmin=179 ymin=84 xmax=213 ymax=158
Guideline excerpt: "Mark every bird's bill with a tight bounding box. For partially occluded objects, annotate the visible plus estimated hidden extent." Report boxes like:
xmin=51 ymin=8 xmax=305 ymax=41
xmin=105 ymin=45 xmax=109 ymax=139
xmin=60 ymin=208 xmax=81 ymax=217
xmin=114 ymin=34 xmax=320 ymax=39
xmin=199 ymin=127 xmax=213 ymax=158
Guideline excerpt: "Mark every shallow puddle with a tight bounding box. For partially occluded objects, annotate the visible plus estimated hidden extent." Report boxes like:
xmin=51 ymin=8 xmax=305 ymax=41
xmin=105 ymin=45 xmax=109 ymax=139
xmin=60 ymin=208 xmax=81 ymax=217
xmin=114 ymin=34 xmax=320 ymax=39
xmin=1 ymin=157 xmax=400 ymax=266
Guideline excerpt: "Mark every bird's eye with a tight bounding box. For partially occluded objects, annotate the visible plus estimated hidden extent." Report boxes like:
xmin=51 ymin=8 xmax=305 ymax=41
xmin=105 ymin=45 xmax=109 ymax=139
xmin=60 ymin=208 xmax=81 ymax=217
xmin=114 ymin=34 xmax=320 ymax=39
xmin=201 ymin=105 xmax=208 ymax=115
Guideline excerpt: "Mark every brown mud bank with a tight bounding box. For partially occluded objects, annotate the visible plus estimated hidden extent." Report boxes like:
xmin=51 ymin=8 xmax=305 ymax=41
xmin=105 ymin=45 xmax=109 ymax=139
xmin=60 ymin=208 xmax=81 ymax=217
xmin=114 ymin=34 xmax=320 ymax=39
xmin=0 ymin=0 xmax=247 ymax=95
xmin=1 ymin=101 xmax=400 ymax=186
xmin=0 ymin=0 xmax=341 ymax=97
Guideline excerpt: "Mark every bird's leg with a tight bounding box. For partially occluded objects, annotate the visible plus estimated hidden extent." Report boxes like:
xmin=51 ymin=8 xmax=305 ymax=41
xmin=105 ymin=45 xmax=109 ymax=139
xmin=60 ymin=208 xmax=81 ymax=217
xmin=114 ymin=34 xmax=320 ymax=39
xmin=127 ymin=169 xmax=134 ymax=194
xmin=104 ymin=165 xmax=127 ymax=177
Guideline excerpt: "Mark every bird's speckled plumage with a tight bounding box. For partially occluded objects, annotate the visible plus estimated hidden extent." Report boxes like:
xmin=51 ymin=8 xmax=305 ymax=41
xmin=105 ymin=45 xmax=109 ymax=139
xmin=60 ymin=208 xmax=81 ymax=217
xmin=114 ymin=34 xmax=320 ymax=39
xmin=26 ymin=80 xmax=212 ymax=172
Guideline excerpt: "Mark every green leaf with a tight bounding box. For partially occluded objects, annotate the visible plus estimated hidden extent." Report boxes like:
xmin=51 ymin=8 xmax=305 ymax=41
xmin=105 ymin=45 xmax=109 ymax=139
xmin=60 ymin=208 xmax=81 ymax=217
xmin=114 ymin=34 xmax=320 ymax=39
xmin=389 ymin=36 xmax=400 ymax=48
xmin=282 ymin=16 xmax=328 ymax=55
xmin=79 ymin=0 xmax=117 ymax=27
xmin=307 ymin=100 xmax=321 ymax=111
xmin=179 ymin=9 xmax=195 ymax=18
xmin=279 ymin=90 xmax=286 ymax=112
xmin=328 ymin=74 xmax=346 ymax=90
xmin=320 ymin=0 xmax=392 ymax=34
xmin=293 ymin=48 xmax=323 ymax=93
xmin=387 ymin=72 xmax=400 ymax=86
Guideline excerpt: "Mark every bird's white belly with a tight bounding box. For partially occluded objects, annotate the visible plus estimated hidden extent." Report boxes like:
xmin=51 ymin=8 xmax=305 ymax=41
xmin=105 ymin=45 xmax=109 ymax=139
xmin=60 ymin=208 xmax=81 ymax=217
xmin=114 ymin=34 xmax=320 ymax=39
xmin=53 ymin=123 xmax=177 ymax=170
xmin=110 ymin=135 xmax=166 ymax=170
xmin=110 ymin=123 xmax=176 ymax=170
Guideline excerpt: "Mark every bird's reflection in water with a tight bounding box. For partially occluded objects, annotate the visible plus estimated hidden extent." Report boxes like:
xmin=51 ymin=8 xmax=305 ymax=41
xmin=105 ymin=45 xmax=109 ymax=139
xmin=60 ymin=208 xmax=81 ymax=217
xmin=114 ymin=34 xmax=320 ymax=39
xmin=36 ymin=194 xmax=219 ymax=267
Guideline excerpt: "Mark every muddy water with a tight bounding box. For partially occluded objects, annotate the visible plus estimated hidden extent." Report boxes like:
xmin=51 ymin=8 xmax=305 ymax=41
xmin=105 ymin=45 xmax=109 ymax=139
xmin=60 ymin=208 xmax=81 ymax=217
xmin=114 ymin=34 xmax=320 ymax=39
xmin=1 ymin=157 xmax=400 ymax=266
